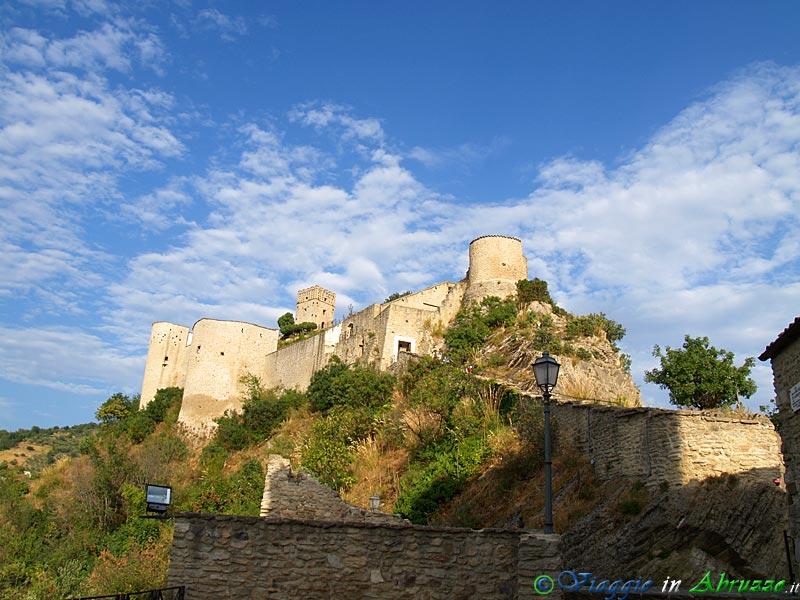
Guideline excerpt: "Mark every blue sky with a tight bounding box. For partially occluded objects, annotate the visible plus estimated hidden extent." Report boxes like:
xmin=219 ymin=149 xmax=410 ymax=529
xmin=1 ymin=0 xmax=799 ymax=431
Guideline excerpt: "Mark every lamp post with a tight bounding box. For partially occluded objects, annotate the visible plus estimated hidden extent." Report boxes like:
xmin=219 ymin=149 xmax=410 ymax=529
xmin=533 ymin=351 xmax=560 ymax=534
xmin=369 ymin=493 xmax=380 ymax=512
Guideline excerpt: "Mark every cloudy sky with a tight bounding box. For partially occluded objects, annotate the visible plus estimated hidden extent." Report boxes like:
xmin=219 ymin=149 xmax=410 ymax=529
xmin=1 ymin=1 xmax=799 ymax=431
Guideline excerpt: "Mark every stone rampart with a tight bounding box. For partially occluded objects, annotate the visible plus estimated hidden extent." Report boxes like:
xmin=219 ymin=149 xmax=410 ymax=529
xmin=264 ymin=325 xmax=340 ymax=390
xmin=177 ymin=319 xmax=279 ymax=434
xmin=465 ymin=235 xmax=527 ymax=304
xmin=168 ymin=513 xmax=561 ymax=600
xmin=549 ymin=398 xmax=782 ymax=487
xmin=140 ymin=322 xmax=191 ymax=408
xmin=260 ymin=455 xmax=403 ymax=523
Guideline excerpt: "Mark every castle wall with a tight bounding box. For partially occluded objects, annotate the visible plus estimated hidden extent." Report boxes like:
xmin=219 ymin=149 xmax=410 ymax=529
xmin=264 ymin=325 xmax=341 ymax=390
xmin=465 ymin=235 xmax=528 ymax=304
xmin=549 ymin=398 xmax=782 ymax=488
xmin=178 ymin=319 xmax=279 ymax=434
xmin=168 ymin=513 xmax=562 ymax=600
xmin=140 ymin=322 xmax=191 ymax=408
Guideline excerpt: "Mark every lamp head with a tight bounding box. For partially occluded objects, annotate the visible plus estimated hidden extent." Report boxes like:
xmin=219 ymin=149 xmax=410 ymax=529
xmin=533 ymin=351 xmax=560 ymax=393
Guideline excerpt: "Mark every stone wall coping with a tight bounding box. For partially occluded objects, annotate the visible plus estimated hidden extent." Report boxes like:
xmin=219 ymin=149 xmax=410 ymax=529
xmin=191 ymin=317 xmax=278 ymax=332
xmin=174 ymin=512 xmax=554 ymax=538
xmin=522 ymin=395 xmax=773 ymax=426
xmin=469 ymin=234 xmax=522 ymax=244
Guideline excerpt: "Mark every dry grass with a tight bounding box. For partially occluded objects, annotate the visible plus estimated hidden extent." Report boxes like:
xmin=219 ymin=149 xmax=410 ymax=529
xmin=557 ymin=372 xmax=601 ymax=401
xmin=341 ymin=436 xmax=409 ymax=512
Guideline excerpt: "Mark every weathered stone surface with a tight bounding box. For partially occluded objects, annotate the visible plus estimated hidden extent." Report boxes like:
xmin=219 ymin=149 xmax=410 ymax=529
xmin=550 ymin=398 xmax=781 ymax=488
xmin=260 ymin=455 xmax=404 ymax=524
xmin=167 ymin=514 xmax=562 ymax=600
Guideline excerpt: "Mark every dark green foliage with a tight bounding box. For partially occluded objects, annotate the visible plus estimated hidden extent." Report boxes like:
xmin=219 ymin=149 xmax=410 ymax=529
xmin=212 ymin=377 xmax=306 ymax=452
xmin=516 ymin=278 xmax=554 ymax=306
xmin=307 ymin=358 xmax=395 ymax=414
xmin=302 ymin=361 xmax=396 ymax=489
xmin=143 ymin=387 xmax=183 ymax=424
xmin=565 ymin=313 xmax=626 ymax=347
xmin=645 ymin=335 xmax=757 ymax=410
xmin=277 ymin=312 xmax=318 ymax=337
xmin=301 ymin=408 xmax=369 ymax=490
xmin=392 ymin=360 xmax=516 ymax=524
xmin=444 ymin=296 xmax=517 ymax=363
xmin=394 ymin=436 xmax=491 ymax=524
xmin=384 ymin=291 xmax=412 ymax=303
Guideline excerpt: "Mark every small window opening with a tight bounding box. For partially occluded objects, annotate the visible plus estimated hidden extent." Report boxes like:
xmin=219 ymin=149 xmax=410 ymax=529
xmin=164 ymin=356 xmax=169 ymax=361
xmin=398 ymin=340 xmax=412 ymax=354
xmin=220 ymin=351 xmax=225 ymax=356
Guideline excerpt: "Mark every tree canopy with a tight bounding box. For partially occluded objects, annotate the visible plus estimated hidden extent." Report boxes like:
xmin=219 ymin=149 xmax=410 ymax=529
xmin=644 ymin=335 xmax=756 ymax=410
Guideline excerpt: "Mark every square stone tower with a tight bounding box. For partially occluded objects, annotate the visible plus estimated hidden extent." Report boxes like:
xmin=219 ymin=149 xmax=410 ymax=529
xmin=296 ymin=285 xmax=336 ymax=330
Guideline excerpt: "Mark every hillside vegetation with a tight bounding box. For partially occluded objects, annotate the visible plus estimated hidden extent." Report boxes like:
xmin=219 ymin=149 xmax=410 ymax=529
xmin=0 ymin=279 xmax=641 ymax=598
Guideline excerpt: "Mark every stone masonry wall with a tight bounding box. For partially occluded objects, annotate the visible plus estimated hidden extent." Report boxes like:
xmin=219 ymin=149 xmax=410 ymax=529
xmin=764 ymin=333 xmax=800 ymax=570
xmin=178 ymin=319 xmax=279 ymax=434
xmin=465 ymin=235 xmax=527 ymax=305
xmin=260 ymin=455 xmax=403 ymax=523
xmin=140 ymin=322 xmax=190 ymax=408
xmin=168 ymin=513 xmax=562 ymax=600
xmin=550 ymin=398 xmax=782 ymax=487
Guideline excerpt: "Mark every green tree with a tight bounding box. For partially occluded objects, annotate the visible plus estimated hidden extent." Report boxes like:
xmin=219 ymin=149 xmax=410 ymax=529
xmin=384 ymin=291 xmax=411 ymax=303
xmin=277 ymin=312 xmax=295 ymax=335
xmin=644 ymin=335 xmax=756 ymax=410
xmin=95 ymin=393 xmax=138 ymax=424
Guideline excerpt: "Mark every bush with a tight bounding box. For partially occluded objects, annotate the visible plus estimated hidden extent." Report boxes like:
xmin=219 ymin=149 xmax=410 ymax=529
xmin=444 ymin=297 xmax=517 ymax=363
xmin=143 ymin=387 xmax=183 ymax=424
xmin=516 ymin=278 xmax=554 ymax=306
xmin=307 ymin=359 xmax=395 ymax=414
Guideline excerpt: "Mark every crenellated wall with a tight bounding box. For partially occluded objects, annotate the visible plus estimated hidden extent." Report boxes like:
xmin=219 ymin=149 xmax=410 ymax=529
xmin=168 ymin=514 xmax=562 ymax=600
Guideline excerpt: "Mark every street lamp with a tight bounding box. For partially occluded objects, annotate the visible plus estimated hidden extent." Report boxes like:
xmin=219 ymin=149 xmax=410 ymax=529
xmin=369 ymin=493 xmax=380 ymax=512
xmin=533 ymin=351 xmax=560 ymax=534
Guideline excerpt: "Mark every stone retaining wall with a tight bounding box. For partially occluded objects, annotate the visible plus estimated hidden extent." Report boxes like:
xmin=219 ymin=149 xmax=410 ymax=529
xmin=550 ymin=399 xmax=782 ymax=487
xmin=168 ymin=514 xmax=562 ymax=600
xmin=260 ymin=455 xmax=403 ymax=523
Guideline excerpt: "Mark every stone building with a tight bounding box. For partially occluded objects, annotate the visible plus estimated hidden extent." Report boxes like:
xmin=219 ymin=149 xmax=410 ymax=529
xmin=760 ymin=316 xmax=800 ymax=570
xmin=296 ymin=285 xmax=336 ymax=330
xmin=139 ymin=235 xmax=530 ymax=433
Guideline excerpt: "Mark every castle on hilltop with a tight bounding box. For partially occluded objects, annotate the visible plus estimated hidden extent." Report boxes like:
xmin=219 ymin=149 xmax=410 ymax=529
xmin=139 ymin=235 xmax=528 ymax=433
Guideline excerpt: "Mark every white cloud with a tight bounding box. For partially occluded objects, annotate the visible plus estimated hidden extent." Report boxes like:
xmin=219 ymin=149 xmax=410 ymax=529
xmin=0 ymin=326 xmax=143 ymax=396
xmin=289 ymin=102 xmax=385 ymax=143
xmin=1 ymin=22 xmax=167 ymax=74
xmin=194 ymin=8 xmax=249 ymax=41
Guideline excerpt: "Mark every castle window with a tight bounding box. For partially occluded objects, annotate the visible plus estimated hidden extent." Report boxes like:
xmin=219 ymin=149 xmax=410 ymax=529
xmin=220 ymin=352 xmax=225 ymax=356
xmin=398 ymin=340 xmax=412 ymax=354
xmin=164 ymin=356 xmax=169 ymax=361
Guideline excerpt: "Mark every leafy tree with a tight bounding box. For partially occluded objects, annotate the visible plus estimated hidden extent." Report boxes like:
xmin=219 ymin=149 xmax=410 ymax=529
xmin=516 ymin=278 xmax=554 ymax=306
xmin=277 ymin=312 xmax=295 ymax=334
xmin=95 ymin=393 xmax=138 ymax=424
xmin=384 ymin=291 xmax=412 ymax=303
xmin=277 ymin=312 xmax=317 ymax=337
xmin=644 ymin=335 xmax=756 ymax=410
xmin=307 ymin=358 xmax=395 ymax=413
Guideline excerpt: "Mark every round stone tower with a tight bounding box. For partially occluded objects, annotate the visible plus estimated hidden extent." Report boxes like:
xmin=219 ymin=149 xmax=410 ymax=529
xmin=464 ymin=235 xmax=528 ymax=304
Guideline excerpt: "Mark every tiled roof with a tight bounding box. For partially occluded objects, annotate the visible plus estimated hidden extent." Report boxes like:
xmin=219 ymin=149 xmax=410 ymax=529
xmin=760 ymin=317 xmax=800 ymax=361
